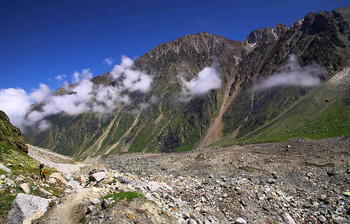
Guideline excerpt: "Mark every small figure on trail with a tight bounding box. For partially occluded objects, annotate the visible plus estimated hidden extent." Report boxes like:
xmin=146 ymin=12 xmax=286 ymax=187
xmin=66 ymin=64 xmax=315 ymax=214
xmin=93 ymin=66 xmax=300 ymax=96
xmin=39 ymin=163 xmax=46 ymax=181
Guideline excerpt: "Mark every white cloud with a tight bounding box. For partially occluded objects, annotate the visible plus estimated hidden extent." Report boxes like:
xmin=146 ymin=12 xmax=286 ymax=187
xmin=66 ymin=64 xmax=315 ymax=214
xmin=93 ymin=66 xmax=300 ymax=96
xmin=254 ymin=54 xmax=324 ymax=91
xmin=109 ymin=56 xmax=153 ymax=93
xmin=179 ymin=65 xmax=222 ymax=99
xmin=109 ymin=55 xmax=134 ymax=80
xmin=103 ymin=58 xmax=114 ymax=66
xmin=55 ymin=74 xmax=66 ymax=81
xmin=0 ymin=88 xmax=31 ymax=129
xmin=72 ymin=69 xmax=93 ymax=83
xmin=0 ymin=56 xmax=154 ymax=132
xmin=30 ymin=84 xmax=51 ymax=103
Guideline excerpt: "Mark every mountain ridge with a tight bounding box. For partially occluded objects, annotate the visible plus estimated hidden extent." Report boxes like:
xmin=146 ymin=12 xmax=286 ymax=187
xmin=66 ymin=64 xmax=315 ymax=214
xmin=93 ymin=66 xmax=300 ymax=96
xmin=24 ymin=6 xmax=350 ymax=158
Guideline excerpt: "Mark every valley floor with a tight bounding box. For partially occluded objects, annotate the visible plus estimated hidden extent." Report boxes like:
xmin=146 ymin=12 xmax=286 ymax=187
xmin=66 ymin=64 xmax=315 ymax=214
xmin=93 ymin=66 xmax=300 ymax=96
xmin=100 ymin=136 xmax=350 ymax=223
xmin=22 ymin=137 xmax=350 ymax=224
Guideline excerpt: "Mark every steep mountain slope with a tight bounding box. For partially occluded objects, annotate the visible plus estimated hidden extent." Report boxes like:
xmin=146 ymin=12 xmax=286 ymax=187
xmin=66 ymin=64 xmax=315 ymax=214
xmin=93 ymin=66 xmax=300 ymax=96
xmin=25 ymin=32 xmax=251 ymax=157
xmin=24 ymin=7 xmax=350 ymax=157
xmin=217 ymin=67 xmax=350 ymax=146
xmin=220 ymin=7 xmax=350 ymax=143
xmin=0 ymin=110 xmax=28 ymax=154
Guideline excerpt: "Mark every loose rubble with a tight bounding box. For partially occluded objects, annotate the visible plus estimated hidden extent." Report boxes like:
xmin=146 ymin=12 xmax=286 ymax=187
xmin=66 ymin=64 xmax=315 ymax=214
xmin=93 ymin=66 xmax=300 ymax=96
xmin=4 ymin=137 xmax=350 ymax=223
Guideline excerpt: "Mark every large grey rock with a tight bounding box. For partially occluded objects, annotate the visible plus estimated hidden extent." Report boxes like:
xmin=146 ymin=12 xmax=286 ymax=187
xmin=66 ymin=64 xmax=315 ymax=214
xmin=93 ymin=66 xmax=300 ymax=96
xmin=5 ymin=193 xmax=49 ymax=224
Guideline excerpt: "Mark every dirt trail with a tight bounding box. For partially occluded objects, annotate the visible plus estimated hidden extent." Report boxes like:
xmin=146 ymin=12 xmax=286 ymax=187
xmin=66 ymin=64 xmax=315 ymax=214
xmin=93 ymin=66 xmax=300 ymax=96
xmin=28 ymin=144 xmax=85 ymax=175
xmin=27 ymin=145 xmax=102 ymax=224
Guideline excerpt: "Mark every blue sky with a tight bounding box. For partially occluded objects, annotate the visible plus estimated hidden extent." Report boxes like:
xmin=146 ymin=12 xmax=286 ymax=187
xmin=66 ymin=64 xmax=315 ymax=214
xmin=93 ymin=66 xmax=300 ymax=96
xmin=1 ymin=0 xmax=349 ymax=93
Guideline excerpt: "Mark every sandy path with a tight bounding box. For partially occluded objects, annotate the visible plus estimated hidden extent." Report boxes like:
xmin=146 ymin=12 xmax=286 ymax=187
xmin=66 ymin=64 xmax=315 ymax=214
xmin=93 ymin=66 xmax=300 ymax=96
xmin=27 ymin=145 xmax=101 ymax=224
xmin=27 ymin=144 xmax=85 ymax=175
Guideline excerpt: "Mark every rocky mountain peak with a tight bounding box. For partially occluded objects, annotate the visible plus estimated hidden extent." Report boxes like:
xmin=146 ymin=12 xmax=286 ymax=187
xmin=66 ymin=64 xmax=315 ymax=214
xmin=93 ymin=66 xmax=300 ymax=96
xmin=243 ymin=23 xmax=288 ymax=48
xmin=135 ymin=32 xmax=243 ymax=67
xmin=134 ymin=31 xmax=246 ymax=76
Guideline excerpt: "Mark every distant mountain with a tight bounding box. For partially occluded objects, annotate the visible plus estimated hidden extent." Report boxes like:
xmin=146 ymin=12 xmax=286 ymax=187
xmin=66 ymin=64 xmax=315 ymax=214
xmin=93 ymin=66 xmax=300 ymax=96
xmin=24 ymin=7 xmax=350 ymax=158
xmin=0 ymin=110 xmax=28 ymax=154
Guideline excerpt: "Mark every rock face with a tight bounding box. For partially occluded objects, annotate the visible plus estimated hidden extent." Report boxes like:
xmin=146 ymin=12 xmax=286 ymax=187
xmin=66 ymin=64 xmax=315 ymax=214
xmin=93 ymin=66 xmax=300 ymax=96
xmin=25 ymin=7 xmax=350 ymax=157
xmin=5 ymin=193 xmax=49 ymax=224
xmin=243 ymin=23 xmax=288 ymax=48
xmin=0 ymin=110 xmax=28 ymax=153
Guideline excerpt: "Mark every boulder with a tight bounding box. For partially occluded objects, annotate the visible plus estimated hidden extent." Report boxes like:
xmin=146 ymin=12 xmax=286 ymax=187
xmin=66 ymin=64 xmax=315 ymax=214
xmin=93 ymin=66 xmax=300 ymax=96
xmin=89 ymin=172 xmax=107 ymax=182
xmin=19 ymin=183 xmax=30 ymax=194
xmin=5 ymin=193 xmax=49 ymax=224
xmin=49 ymin=172 xmax=68 ymax=185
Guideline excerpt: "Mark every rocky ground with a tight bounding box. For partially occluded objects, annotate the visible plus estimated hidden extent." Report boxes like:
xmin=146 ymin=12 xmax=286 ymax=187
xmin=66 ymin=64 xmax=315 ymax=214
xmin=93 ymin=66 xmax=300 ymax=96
xmin=3 ymin=137 xmax=350 ymax=224
xmin=99 ymin=137 xmax=350 ymax=224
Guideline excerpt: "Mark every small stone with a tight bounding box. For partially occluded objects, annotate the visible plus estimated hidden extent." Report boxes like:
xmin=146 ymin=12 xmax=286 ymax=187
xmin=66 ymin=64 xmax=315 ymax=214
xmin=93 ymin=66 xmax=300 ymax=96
xmin=318 ymin=215 xmax=327 ymax=223
xmin=49 ymin=201 xmax=57 ymax=207
xmin=188 ymin=219 xmax=197 ymax=224
xmin=333 ymin=216 xmax=348 ymax=224
xmin=31 ymin=174 xmax=39 ymax=180
xmin=101 ymin=199 xmax=110 ymax=209
xmin=282 ymin=212 xmax=296 ymax=224
xmin=18 ymin=163 xmax=24 ymax=167
xmin=0 ymin=164 xmax=11 ymax=173
xmin=235 ymin=217 xmax=247 ymax=224
xmin=86 ymin=205 xmax=95 ymax=214
xmin=127 ymin=212 xmax=135 ymax=219
xmin=343 ymin=191 xmax=350 ymax=197
xmin=90 ymin=198 xmax=100 ymax=205
xmin=240 ymin=199 xmax=247 ymax=206
xmin=327 ymin=170 xmax=337 ymax=177
xmin=235 ymin=187 xmax=242 ymax=195
xmin=267 ymin=178 xmax=276 ymax=184
xmin=182 ymin=212 xmax=190 ymax=220
xmin=271 ymin=172 xmax=278 ymax=179
xmin=39 ymin=188 xmax=52 ymax=197
xmin=257 ymin=193 xmax=265 ymax=201
xmin=117 ymin=176 xmax=134 ymax=185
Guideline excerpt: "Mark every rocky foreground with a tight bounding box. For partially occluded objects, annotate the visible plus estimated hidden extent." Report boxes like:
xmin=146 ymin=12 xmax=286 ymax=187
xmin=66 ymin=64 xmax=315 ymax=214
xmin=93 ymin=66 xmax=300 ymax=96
xmin=98 ymin=137 xmax=350 ymax=224
xmin=4 ymin=137 xmax=350 ymax=223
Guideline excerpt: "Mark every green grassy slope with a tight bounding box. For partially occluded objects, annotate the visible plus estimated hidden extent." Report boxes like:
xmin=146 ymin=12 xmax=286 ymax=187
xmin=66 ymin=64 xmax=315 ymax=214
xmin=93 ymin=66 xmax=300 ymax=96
xmin=218 ymin=68 xmax=350 ymax=146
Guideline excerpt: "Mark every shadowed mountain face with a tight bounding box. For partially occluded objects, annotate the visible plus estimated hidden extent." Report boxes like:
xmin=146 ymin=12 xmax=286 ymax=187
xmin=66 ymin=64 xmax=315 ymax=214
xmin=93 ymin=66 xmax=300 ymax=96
xmin=0 ymin=110 xmax=28 ymax=154
xmin=24 ymin=7 xmax=350 ymax=158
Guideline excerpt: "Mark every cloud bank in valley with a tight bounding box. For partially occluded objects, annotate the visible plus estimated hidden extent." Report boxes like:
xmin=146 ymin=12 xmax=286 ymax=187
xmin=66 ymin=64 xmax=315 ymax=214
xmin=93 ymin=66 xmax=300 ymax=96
xmin=179 ymin=65 xmax=222 ymax=100
xmin=0 ymin=56 xmax=153 ymax=131
xmin=254 ymin=54 xmax=324 ymax=91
